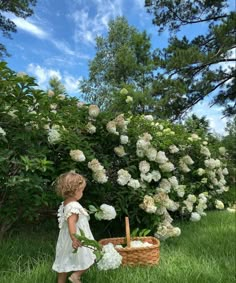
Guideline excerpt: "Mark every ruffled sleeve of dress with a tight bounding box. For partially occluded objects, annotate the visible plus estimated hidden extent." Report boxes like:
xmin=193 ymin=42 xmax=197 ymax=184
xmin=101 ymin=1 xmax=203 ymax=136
xmin=57 ymin=203 xmax=65 ymax=229
xmin=64 ymin=201 xmax=89 ymax=221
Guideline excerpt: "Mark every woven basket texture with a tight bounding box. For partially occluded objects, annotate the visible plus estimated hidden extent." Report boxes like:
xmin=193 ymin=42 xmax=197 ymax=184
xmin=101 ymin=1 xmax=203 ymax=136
xmin=99 ymin=217 xmax=160 ymax=266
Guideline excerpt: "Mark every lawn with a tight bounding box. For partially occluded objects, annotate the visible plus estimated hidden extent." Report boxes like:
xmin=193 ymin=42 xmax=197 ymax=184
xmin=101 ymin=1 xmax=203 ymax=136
xmin=0 ymin=211 xmax=235 ymax=283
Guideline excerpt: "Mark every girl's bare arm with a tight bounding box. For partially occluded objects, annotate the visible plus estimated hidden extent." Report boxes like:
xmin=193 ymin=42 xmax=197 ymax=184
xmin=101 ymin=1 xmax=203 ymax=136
xmin=68 ymin=214 xmax=81 ymax=248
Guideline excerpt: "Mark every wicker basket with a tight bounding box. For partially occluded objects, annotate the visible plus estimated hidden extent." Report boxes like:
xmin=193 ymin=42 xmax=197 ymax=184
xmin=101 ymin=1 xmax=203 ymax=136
xmin=99 ymin=217 xmax=160 ymax=266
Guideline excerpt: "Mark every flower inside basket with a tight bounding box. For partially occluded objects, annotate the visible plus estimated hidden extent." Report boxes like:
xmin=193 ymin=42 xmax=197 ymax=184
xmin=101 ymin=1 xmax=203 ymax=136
xmin=99 ymin=217 xmax=160 ymax=266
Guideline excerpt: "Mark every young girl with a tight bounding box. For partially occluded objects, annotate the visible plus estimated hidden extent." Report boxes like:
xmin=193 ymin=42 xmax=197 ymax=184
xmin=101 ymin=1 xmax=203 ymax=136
xmin=52 ymin=171 xmax=96 ymax=283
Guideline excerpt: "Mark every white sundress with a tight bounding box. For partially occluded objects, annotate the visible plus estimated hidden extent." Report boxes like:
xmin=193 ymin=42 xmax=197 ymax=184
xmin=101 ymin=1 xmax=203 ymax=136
xmin=52 ymin=201 xmax=96 ymax=273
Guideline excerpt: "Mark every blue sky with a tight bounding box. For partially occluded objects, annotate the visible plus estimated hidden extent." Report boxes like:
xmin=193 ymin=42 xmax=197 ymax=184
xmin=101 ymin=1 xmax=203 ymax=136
xmin=1 ymin=0 xmax=235 ymax=135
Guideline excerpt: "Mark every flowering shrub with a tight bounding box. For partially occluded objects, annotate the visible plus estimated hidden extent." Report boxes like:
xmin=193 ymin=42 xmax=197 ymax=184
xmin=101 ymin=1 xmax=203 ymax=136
xmin=0 ymin=63 xmax=232 ymax=240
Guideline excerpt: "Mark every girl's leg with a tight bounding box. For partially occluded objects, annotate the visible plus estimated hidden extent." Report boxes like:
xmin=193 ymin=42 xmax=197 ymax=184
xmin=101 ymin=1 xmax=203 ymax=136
xmin=57 ymin=272 xmax=68 ymax=283
xmin=69 ymin=268 xmax=88 ymax=282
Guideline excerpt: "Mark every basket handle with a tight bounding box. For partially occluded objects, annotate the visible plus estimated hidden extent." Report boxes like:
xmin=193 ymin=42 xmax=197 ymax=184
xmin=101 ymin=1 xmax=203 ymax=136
xmin=125 ymin=216 xmax=131 ymax=247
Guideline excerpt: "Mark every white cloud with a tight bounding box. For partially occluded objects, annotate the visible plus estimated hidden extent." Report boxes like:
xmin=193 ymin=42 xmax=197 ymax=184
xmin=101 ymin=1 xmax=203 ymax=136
xmin=64 ymin=74 xmax=82 ymax=93
xmin=51 ymin=40 xmax=76 ymax=56
xmin=27 ymin=63 xmax=62 ymax=86
xmin=26 ymin=63 xmax=82 ymax=95
xmin=11 ymin=15 xmax=89 ymax=60
xmin=12 ymin=17 xmax=49 ymax=39
xmin=71 ymin=0 xmax=123 ymax=45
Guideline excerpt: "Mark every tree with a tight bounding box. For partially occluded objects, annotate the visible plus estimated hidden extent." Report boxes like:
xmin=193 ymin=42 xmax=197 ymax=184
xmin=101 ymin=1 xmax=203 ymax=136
xmin=145 ymin=0 xmax=236 ymax=119
xmin=80 ymin=17 xmax=157 ymax=113
xmin=48 ymin=76 xmax=66 ymax=95
xmin=184 ymin=114 xmax=210 ymax=134
xmin=0 ymin=0 xmax=37 ymax=58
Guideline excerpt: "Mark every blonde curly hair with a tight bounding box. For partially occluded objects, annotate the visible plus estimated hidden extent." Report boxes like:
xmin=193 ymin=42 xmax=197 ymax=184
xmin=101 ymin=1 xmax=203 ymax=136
xmin=55 ymin=171 xmax=86 ymax=199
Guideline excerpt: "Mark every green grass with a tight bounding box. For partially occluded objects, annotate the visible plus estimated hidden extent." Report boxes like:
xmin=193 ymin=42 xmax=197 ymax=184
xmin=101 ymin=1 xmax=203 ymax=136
xmin=0 ymin=211 xmax=235 ymax=283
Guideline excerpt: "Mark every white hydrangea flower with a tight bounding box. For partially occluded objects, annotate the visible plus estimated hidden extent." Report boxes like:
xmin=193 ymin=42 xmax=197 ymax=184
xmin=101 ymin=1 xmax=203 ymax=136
xmin=99 ymin=204 xmax=117 ymax=220
xmin=47 ymin=90 xmax=54 ymax=97
xmin=145 ymin=147 xmax=157 ymax=161
xmin=165 ymin=199 xmax=179 ymax=212
xmin=120 ymin=88 xmax=128 ymax=95
xmin=120 ymin=135 xmax=129 ymax=144
xmin=182 ymin=155 xmax=194 ymax=165
xmin=227 ymin=207 xmax=236 ymax=213
xmin=190 ymin=212 xmax=201 ymax=222
xmin=222 ymin=168 xmax=229 ymax=175
xmin=198 ymin=193 xmax=208 ymax=203
xmin=114 ymin=145 xmax=126 ymax=157
xmin=183 ymin=200 xmax=193 ymax=212
xmin=0 ymin=127 xmax=6 ymax=136
xmin=136 ymin=139 xmax=150 ymax=150
xmin=200 ymin=145 xmax=211 ymax=157
xmin=50 ymin=103 xmax=57 ymax=110
xmin=139 ymin=195 xmax=157 ymax=214
xmin=176 ymin=185 xmax=185 ymax=197
xmin=129 ymin=240 xmax=153 ymax=248
xmin=125 ymin=96 xmax=133 ymax=103
xmin=197 ymin=168 xmax=205 ymax=176
xmin=88 ymin=159 xmax=104 ymax=172
xmin=17 ymin=71 xmax=27 ymax=77
xmin=187 ymin=194 xmax=197 ymax=203
xmin=48 ymin=128 xmax=61 ymax=144
xmin=97 ymin=243 xmax=122 ymax=270
xmin=169 ymin=145 xmax=179 ymax=153
xmin=86 ymin=122 xmax=96 ymax=134
xmin=136 ymin=149 xmax=145 ymax=157
xmin=151 ymin=170 xmax=161 ymax=182
xmin=219 ymin=147 xmax=226 ymax=155
xmin=204 ymin=158 xmax=218 ymax=169
xmin=156 ymin=151 xmax=168 ymax=164
xmin=179 ymin=160 xmax=190 ymax=173
xmin=188 ymin=133 xmax=201 ymax=142
xmin=201 ymin=177 xmax=208 ymax=184
xmin=87 ymin=159 xmax=108 ymax=183
xmin=139 ymin=160 xmax=150 ymax=174
xmin=207 ymin=170 xmax=216 ymax=178
xmin=140 ymin=172 xmax=153 ymax=183
xmin=168 ymin=176 xmax=179 ymax=189
xmin=144 ymin=115 xmax=154 ymax=121
xmin=163 ymin=128 xmax=175 ymax=135
xmin=128 ymin=178 xmax=141 ymax=189
xmin=195 ymin=202 xmax=207 ymax=215
xmin=139 ymin=132 xmax=153 ymax=142
xmin=155 ymin=224 xmax=181 ymax=240
xmin=43 ymin=124 xmax=50 ymax=130
xmin=159 ymin=179 xmax=171 ymax=193
xmin=218 ymin=178 xmax=226 ymax=186
xmin=114 ymin=114 xmax=127 ymax=130
xmin=215 ymin=200 xmax=224 ymax=210
xmin=106 ymin=121 xmax=119 ymax=135
xmin=170 ymin=227 xmax=181 ymax=237
xmin=69 ymin=149 xmax=86 ymax=162
xmin=202 ymin=141 xmax=208 ymax=145
xmin=58 ymin=94 xmax=65 ymax=100
xmin=159 ymin=162 xmax=175 ymax=172
xmin=117 ymin=169 xmax=131 ymax=186
xmin=93 ymin=170 xmax=108 ymax=184
xmin=88 ymin=104 xmax=100 ymax=118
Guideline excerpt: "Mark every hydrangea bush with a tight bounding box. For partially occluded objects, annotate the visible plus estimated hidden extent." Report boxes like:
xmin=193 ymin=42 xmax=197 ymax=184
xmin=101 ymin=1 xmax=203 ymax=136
xmin=0 ymin=62 xmax=232 ymax=240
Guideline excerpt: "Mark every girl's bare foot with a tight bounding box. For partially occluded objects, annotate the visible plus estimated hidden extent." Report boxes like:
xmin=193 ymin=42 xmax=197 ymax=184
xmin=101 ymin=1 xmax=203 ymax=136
xmin=68 ymin=274 xmax=81 ymax=283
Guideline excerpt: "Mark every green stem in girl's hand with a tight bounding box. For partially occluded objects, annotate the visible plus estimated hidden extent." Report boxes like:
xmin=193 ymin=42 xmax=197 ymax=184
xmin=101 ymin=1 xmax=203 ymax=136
xmin=72 ymin=228 xmax=103 ymax=261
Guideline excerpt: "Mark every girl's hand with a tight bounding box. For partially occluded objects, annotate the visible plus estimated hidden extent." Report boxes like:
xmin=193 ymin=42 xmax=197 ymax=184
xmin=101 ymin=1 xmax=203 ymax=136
xmin=72 ymin=238 xmax=82 ymax=249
